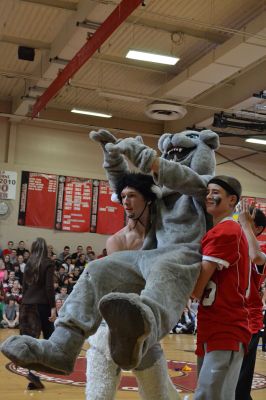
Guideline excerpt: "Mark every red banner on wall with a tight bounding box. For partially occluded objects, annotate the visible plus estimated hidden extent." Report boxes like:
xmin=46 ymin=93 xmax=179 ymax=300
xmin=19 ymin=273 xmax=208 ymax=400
xmin=93 ymin=180 xmax=125 ymax=235
xmin=55 ymin=176 xmax=92 ymax=232
xmin=18 ymin=171 xmax=57 ymax=229
xmin=18 ymin=172 xmax=125 ymax=235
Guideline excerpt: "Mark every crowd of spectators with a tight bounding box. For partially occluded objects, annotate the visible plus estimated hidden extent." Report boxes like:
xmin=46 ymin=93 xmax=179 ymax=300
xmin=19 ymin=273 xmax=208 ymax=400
xmin=0 ymin=240 xmax=107 ymax=328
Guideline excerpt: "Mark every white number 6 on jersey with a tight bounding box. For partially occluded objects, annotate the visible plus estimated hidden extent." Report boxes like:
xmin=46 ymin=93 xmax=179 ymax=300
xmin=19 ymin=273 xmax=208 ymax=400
xmin=202 ymin=280 xmax=217 ymax=306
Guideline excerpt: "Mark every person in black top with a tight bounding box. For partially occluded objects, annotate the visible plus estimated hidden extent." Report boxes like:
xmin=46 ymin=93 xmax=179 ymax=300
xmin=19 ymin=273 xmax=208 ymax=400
xmin=19 ymin=237 xmax=56 ymax=390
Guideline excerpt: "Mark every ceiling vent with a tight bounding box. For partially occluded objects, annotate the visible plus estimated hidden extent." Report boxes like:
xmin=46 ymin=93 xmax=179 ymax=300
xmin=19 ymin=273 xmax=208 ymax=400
xmin=145 ymin=102 xmax=187 ymax=120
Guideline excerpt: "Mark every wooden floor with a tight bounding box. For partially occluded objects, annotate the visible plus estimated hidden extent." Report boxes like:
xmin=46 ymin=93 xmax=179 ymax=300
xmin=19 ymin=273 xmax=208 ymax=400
xmin=1 ymin=328 xmax=266 ymax=399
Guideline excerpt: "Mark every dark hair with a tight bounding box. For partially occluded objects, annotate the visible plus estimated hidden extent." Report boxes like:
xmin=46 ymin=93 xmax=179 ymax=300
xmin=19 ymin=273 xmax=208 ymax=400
xmin=64 ymin=246 xmax=70 ymax=250
xmin=115 ymin=173 xmax=157 ymax=204
xmin=252 ymin=208 xmax=266 ymax=235
xmin=24 ymin=237 xmax=48 ymax=285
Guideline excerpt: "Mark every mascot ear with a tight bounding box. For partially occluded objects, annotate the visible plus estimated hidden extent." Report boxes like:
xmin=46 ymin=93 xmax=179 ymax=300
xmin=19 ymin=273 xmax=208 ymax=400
xmin=158 ymin=133 xmax=173 ymax=154
xmin=199 ymin=130 xmax=220 ymax=150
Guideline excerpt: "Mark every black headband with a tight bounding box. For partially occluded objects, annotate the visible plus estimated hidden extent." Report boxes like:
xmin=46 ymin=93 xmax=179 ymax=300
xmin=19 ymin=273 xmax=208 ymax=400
xmin=208 ymin=178 xmax=240 ymax=202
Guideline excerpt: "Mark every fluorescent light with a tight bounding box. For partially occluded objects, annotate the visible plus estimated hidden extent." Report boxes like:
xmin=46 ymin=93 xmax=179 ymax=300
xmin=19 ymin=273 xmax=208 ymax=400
xmin=246 ymin=138 xmax=266 ymax=145
xmin=126 ymin=50 xmax=179 ymax=65
xmin=71 ymin=108 xmax=112 ymax=118
xmin=98 ymin=91 xmax=141 ymax=102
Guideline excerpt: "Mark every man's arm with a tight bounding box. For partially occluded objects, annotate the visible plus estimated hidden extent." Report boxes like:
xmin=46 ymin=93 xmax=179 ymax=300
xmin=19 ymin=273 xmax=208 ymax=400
xmin=106 ymin=235 xmax=125 ymax=255
xmin=191 ymin=260 xmax=217 ymax=300
xmin=238 ymin=200 xmax=266 ymax=266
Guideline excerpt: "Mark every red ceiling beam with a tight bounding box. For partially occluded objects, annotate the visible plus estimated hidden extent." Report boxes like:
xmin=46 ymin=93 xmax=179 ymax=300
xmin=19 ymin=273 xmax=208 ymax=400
xmin=32 ymin=0 xmax=143 ymax=118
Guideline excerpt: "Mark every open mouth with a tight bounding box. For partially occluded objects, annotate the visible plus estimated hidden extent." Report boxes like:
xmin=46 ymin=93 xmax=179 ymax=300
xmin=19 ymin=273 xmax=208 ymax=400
xmin=166 ymin=146 xmax=195 ymax=162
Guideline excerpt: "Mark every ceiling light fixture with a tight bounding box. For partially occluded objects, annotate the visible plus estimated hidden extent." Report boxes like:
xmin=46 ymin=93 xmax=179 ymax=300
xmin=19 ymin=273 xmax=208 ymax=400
xmin=71 ymin=108 xmax=112 ymax=118
xmin=126 ymin=50 xmax=179 ymax=65
xmin=245 ymin=138 xmax=266 ymax=145
xmin=98 ymin=91 xmax=142 ymax=102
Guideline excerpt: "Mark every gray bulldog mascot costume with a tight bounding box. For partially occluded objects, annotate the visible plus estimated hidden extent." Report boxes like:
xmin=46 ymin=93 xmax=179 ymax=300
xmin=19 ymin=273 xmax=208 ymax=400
xmin=1 ymin=129 xmax=219 ymax=391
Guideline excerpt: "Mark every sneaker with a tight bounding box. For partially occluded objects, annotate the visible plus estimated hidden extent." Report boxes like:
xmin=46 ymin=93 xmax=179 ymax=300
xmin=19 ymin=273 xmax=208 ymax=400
xmin=27 ymin=382 xmax=40 ymax=390
xmin=26 ymin=372 xmax=45 ymax=389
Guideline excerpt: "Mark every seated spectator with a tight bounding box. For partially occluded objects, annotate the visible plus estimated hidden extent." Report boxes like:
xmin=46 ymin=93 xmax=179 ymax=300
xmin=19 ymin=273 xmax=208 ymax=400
xmin=171 ymin=306 xmax=196 ymax=334
xmin=0 ymin=258 xmax=8 ymax=283
xmin=71 ymin=245 xmax=83 ymax=261
xmin=3 ymin=271 xmax=17 ymax=293
xmin=97 ymin=248 xmax=107 ymax=259
xmin=56 ymin=265 xmax=68 ymax=287
xmin=17 ymin=254 xmax=26 ymax=273
xmin=62 ymin=256 xmax=74 ymax=273
xmin=10 ymin=249 xmax=18 ymax=265
xmin=58 ymin=246 xmax=71 ymax=262
xmin=2 ymin=241 xmax=14 ymax=257
xmin=86 ymin=251 xmax=96 ymax=262
xmin=3 ymin=254 xmax=13 ymax=272
xmin=55 ymin=299 xmax=63 ymax=317
xmin=6 ymin=280 xmax=23 ymax=304
xmin=13 ymin=263 xmax=23 ymax=284
xmin=0 ymin=296 xmax=19 ymax=328
xmin=48 ymin=244 xmax=56 ymax=259
xmin=75 ymin=253 xmax=87 ymax=271
xmin=68 ymin=266 xmax=81 ymax=293
xmin=53 ymin=275 xmax=60 ymax=295
xmin=23 ymin=250 xmax=30 ymax=263
xmin=17 ymin=240 xmax=27 ymax=256
xmin=55 ymin=286 xmax=69 ymax=302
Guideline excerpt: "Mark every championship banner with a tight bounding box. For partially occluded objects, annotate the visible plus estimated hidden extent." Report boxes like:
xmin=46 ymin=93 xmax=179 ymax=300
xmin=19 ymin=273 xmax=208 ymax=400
xmin=55 ymin=176 xmax=92 ymax=232
xmin=90 ymin=180 xmax=125 ymax=235
xmin=0 ymin=170 xmax=17 ymax=199
xmin=18 ymin=171 xmax=57 ymax=228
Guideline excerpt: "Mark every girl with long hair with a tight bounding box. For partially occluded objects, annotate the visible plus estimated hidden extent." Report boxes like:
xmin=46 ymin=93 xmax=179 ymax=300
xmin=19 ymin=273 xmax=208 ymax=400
xmin=20 ymin=237 xmax=56 ymax=390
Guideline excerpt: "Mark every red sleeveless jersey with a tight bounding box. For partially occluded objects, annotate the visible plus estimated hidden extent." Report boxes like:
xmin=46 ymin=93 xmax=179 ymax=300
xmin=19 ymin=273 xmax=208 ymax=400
xmin=196 ymin=219 xmax=251 ymax=356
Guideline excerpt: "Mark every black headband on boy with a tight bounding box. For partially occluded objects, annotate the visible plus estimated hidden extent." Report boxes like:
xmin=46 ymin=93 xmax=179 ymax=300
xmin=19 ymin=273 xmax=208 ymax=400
xmin=208 ymin=175 xmax=242 ymax=203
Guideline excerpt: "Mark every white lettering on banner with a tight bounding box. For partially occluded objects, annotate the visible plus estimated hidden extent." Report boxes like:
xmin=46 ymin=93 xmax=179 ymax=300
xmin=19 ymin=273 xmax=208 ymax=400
xmin=0 ymin=170 xmax=17 ymax=199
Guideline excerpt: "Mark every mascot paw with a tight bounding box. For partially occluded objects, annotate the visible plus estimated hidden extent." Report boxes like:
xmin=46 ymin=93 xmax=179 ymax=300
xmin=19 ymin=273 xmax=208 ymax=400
xmin=99 ymin=293 xmax=152 ymax=370
xmin=1 ymin=334 xmax=74 ymax=375
xmin=89 ymin=129 xmax=117 ymax=145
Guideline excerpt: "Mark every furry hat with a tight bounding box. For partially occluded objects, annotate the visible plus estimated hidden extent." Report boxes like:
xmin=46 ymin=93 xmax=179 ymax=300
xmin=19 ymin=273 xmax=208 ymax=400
xmin=111 ymin=172 xmax=162 ymax=204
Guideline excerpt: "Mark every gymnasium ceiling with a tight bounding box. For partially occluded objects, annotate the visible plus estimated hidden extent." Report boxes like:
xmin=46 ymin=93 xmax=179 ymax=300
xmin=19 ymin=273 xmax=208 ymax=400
xmin=0 ymin=0 xmax=266 ymax=163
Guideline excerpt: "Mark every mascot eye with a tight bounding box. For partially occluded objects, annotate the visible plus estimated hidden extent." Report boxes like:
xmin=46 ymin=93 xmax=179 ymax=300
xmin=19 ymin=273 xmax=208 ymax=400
xmin=186 ymin=133 xmax=199 ymax=139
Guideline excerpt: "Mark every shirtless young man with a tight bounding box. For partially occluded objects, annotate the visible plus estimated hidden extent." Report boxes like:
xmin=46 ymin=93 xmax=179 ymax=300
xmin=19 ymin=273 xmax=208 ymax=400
xmin=86 ymin=172 xmax=180 ymax=400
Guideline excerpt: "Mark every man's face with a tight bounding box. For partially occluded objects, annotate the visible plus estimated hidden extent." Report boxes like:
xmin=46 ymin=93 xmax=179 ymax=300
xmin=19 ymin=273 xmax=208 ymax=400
xmin=9 ymin=272 xmax=15 ymax=280
xmin=64 ymin=247 xmax=70 ymax=255
xmin=17 ymin=255 xmax=24 ymax=264
xmin=11 ymin=249 xmax=17 ymax=258
xmin=205 ymin=183 xmax=237 ymax=218
xmin=19 ymin=241 xmax=25 ymax=250
xmin=77 ymin=246 xmax=83 ymax=253
xmin=8 ymin=241 xmax=14 ymax=249
xmin=121 ymin=187 xmax=147 ymax=219
xmin=79 ymin=254 xmax=85 ymax=262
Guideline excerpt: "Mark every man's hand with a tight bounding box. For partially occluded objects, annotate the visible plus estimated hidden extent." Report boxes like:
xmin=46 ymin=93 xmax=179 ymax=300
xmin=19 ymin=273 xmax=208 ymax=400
xmin=238 ymin=199 xmax=255 ymax=230
xmin=106 ymin=136 xmax=157 ymax=173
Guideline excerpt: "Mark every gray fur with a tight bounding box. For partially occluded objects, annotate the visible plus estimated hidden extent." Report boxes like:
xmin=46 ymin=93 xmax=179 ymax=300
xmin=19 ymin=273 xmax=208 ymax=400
xmin=1 ymin=128 xmax=219 ymax=374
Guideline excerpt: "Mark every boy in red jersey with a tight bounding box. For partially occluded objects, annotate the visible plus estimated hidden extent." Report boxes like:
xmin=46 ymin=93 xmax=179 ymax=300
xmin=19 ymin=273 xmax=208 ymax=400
xmin=235 ymin=201 xmax=266 ymax=400
xmin=193 ymin=175 xmax=251 ymax=400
